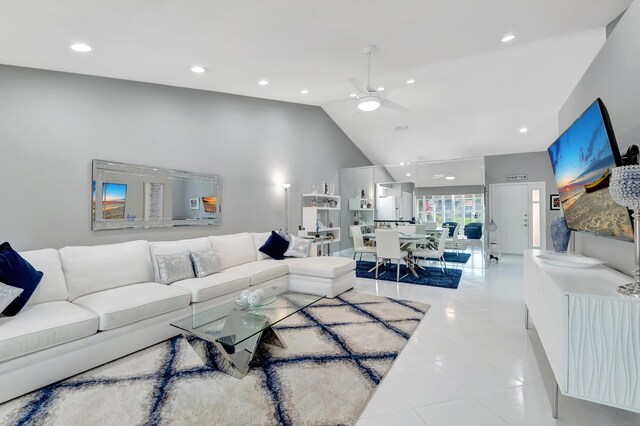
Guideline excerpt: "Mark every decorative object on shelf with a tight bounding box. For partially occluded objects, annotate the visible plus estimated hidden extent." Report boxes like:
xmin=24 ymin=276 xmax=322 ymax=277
xmin=311 ymin=185 xmax=319 ymax=194
xmin=366 ymin=202 xmax=372 ymax=208
xmin=311 ymin=198 xmax=318 ymax=207
xmin=550 ymin=194 xmax=561 ymax=211
xmin=323 ymin=182 xmax=328 ymax=194
xmin=550 ymin=216 xmax=571 ymax=252
xmin=189 ymin=198 xmax=200 ymax=210
xmin=361 ymin=189 xmax=366 ymax=198
xmin=329 ymin=222 xmax=333 ymax=228
xmin=609 ymin=165 xmax=640 ymax=297
xmin=328 ymin=184 xmax=335 ymax=195
xmin=328 ymin=199 xmax=338 ymax=208
xmin=315 ymin=217 xmax=321 ymax=237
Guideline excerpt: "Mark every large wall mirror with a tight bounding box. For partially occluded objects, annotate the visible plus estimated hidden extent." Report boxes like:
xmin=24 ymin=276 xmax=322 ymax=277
xmin=92 ymin=160 xmax=221 ymax=230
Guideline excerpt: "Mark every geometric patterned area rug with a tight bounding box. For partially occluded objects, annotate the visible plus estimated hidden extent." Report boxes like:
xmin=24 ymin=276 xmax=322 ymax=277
xmin=0 ymin=291 xmax=428 ymax=426
xmin=356 ymin=261 xmax=463 ymax=289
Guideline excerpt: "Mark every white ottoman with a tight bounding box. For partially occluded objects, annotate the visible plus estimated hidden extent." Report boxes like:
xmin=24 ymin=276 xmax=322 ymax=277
xmin=284 ymin=257 xmax=356 ymax=298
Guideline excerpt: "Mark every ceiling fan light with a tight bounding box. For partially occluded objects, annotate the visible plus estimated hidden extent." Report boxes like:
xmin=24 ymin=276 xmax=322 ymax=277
xmin=357 ymin=96 xmax=381 ymax=112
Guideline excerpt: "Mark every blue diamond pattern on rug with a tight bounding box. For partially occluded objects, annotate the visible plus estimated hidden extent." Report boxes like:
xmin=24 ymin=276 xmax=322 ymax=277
xmin=355 ymin=261 xmax=462 ymax=289
xmin=0 ymin=291 xmax=428 ymax=426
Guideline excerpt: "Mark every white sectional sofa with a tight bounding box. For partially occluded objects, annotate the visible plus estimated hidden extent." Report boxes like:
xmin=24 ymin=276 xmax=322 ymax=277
xmin=0 ymin=232 xmax=355 ymax=404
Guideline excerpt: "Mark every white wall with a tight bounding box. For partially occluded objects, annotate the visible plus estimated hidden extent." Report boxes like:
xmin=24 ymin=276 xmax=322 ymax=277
xmin=485 ymin=151 xmax=560 ymax=250
xmin=559 ymin=1 xmax=640 ymax=273
xmin=0 ymin=65 xmax=371 ymax=251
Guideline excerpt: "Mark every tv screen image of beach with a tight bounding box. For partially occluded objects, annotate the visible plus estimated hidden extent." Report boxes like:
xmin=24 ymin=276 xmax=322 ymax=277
xmin=548 ymin=100 xmax=633 ymax=241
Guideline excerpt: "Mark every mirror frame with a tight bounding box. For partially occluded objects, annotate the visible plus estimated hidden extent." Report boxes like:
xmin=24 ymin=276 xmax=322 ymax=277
xmin=92 ymin=159 xmax=221 ymax=230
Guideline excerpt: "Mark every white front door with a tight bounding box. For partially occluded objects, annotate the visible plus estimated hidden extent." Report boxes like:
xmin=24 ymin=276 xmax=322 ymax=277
xmin=490 ymin=184 xmax=529 ymax=254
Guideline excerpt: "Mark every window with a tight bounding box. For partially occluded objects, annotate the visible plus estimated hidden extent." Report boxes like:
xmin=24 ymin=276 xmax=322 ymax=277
xmin=416 ymin=193 xmax=484 ymax=226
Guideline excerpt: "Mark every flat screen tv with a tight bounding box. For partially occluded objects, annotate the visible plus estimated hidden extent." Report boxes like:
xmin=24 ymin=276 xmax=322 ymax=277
xmin=548 ymin=98 xmax=633 ymax=241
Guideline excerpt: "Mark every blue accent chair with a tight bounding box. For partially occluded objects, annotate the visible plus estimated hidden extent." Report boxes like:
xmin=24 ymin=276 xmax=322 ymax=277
xmin=464 ymin=222 xmax=483 ymax=239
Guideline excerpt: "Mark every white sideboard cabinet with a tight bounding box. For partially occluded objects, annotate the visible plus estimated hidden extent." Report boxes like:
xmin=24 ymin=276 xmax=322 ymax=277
xmin=524 ymin=249 xmax=640 ymax=417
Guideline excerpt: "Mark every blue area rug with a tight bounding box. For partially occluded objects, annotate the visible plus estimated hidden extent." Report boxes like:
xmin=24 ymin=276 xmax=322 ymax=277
xmin=443 ymin=251 xmax=471 ymax=264
xmin=356 ymin=261 xmax=462 ymax=289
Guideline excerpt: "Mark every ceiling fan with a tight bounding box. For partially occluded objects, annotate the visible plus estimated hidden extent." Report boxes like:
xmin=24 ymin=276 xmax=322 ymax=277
xmin=347 ymin=46 xmax=409 ymax=113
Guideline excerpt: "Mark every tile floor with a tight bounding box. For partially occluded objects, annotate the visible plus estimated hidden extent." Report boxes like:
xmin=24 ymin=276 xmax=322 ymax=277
xmin=343 ymin=246 xmax=640 ymax=426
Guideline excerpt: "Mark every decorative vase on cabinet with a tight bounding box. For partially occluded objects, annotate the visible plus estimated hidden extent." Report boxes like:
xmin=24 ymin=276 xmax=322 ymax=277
xmin=550 ymin=216 xmax=571 ymax=252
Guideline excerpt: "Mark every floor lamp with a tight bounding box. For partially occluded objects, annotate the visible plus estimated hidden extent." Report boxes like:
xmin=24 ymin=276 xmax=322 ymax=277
xmin=281 ymin=183 xmax=291 ymax=235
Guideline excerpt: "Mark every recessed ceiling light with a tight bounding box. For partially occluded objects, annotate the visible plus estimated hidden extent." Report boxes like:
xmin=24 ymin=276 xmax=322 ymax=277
xmin=350 ymin=93 xmax=357 ymax=98
xmin=400 ymin=162 xmax=405 ymax=165
xmin=70 ymin=43 xmax=92 ymax=52
xmin=520 ymin=127 xmax=528 ymax=133
xmin=377 ymin=87 xmax=385 ymax=91
xmin=406 ymin=79 xmax=416 ymax=84
xmin=190 ymin=66 xmax=207 ymax=73
xmin=501 ymin=34 xmax=516 ymax=43
xmin=406 ymin=173 xmax=411 ymax=177
xmin=258 ymin=80 xmax=269 ymax=86
xmin=445 ymin=174 xmax=456 ymax=180
xmin=300 ymin=89 xmax=309 ymax=94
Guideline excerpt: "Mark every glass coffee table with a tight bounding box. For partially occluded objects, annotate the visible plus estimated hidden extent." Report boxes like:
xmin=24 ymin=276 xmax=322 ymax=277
xmin=171 ymin=286 xmax=325 ymax=378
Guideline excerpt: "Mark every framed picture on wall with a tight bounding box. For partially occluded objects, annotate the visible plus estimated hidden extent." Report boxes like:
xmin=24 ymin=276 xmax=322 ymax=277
xmin=189 ymin=198 xmax=200 ymax=210
xmin=550 ymin=194 xmax=561 ymax=211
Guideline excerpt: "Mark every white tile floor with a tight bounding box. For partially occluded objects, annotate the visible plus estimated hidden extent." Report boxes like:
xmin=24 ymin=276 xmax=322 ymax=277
xmin=343 ymin=247 xmax=640 ymax=426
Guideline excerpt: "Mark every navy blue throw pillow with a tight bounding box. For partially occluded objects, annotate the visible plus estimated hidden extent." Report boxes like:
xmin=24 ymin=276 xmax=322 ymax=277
xmin=259 ymin=231 xmax=290 ymax=260
xmin=0 ymin=242 xmax=43 ymax=316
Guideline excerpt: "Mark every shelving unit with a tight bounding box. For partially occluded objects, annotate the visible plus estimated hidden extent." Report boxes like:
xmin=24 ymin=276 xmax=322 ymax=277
xmin=300 ymin=194 xmax=341 ymax=256
xmin=347 ymin=197 xmax=375 ymax=237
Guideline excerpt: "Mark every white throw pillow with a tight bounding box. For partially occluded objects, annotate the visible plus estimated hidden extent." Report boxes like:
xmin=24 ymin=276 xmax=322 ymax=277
xmin=283 ymin=235 xmax=312 ymax=258
xmin=190 ymin=249 xmax=221 ymax=278
xmin=0 ymin=283 xmax=23 ymax=312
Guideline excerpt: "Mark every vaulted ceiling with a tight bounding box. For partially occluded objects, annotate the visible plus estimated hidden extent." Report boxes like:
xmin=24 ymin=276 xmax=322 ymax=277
xmin=0 ymin=0 xmax=631 ymax=165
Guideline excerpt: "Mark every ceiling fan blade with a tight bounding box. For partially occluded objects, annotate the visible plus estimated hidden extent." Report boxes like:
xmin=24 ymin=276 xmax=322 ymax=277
xmin=381 ymin=98 xmax=409 ymax=112
xmin=348 ymin=77 xmax=368 ymax=94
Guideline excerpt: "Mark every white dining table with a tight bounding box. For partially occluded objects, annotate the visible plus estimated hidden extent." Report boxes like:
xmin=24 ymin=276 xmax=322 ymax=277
xmin=362 ymin=230 xmax=444 ymax=277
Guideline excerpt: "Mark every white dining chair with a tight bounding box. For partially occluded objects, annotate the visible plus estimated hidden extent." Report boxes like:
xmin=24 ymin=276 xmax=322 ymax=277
xmin=374 ymin=229 xmax=409 ymax=282
xmin=444 ymin=223 xmax=461 ymax=253
xmin=413 ymin=229 xmax=448 ymax=274
xmin=350 ymin=226 xmax=376 ymax=261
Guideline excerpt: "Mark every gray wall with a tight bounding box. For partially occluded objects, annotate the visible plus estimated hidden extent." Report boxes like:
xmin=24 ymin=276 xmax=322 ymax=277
xmin=484 ymin=151 xmax=560 ymax=250
xmin=559 ymin=0 xmax=640 ymax=273
xmin=416 ymin=185 xmax=484 ymax=196
xmin=0 ymin=65 xmax=371 ymax=251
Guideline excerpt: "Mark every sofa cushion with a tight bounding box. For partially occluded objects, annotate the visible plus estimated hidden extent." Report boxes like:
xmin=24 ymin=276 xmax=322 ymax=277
xmin=224 ymin=260 xmax=289 ymax=286
xmin=149 ymin=237 xmax=212 ymax=281
xmin=60 ymin=240 xmax=154 ymax=301
xmin=21 ymin=249 xmax=69 ymax=307
xmin=252 ymin=232 xmax=271 ymax=261
xmin=171 ymin=273 xmax=250 ymax=303
xmin=0 ymin=301 xmax=98 ymax=362
xmin=73 ymin=283 xmax=191 ymax=331
xmin=209 ymin=233 xmax=257 ymax=270
xmin=284 ymin=257 xmax=356 ymax=279
xmin=259 ymin=231 xmax=290 ymax=260
xmin=0 ymin=242 xmax=44 ymax=316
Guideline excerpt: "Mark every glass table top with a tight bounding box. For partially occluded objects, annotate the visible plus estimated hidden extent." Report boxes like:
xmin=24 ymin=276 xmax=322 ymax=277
xmin=170 ymin=286 xmax=325 ymax=349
